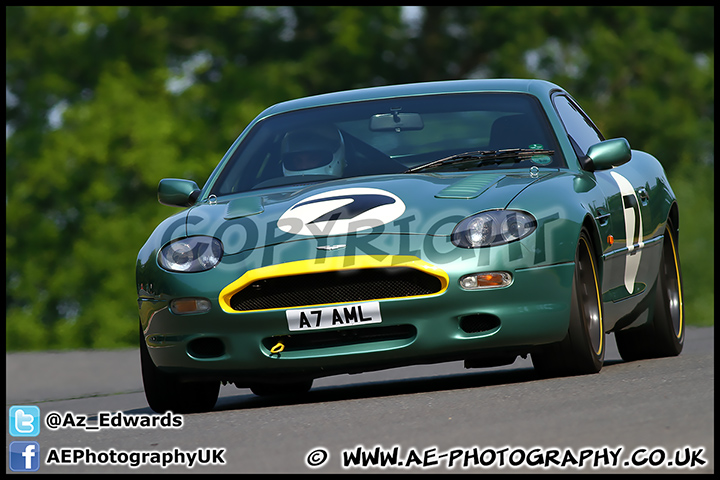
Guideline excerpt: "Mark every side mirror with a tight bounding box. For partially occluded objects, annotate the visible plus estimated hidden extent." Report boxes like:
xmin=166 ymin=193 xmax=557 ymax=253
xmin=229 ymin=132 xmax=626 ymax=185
xmin=582 ymin=138 xmax=632 ymax=171
xmin=158 ymin=178 xmax=200 ymax=207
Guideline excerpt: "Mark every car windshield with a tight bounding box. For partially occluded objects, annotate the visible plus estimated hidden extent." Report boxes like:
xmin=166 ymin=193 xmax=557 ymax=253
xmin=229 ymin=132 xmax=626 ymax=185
xmin=208 ymin=93 xmax=564 ymax=196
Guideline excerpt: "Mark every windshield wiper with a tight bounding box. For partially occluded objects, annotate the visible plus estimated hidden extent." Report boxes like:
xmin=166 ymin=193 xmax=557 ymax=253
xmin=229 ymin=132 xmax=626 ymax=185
xmin=404 ymin=148 xmax=554 ymax=173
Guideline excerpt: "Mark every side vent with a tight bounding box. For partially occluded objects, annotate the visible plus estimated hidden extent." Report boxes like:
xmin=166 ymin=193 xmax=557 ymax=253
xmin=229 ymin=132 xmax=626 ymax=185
xmin=459 ymin=314 xmax=501 ymax=334
xmin=187 ymin=337 xmax=225 ymax=359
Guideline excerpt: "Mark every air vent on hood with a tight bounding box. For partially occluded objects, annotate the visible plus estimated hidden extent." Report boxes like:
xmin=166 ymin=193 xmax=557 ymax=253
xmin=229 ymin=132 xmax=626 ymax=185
xmin=434 ymin=174 xmax=504 ymax=199
xmin=224 ymin=196 xmax=264 ymax=219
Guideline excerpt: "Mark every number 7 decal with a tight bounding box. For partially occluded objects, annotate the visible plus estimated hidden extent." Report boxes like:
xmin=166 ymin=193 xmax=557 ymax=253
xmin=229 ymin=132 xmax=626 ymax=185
xmin=610 ymin=172 xmax=644 ymax=294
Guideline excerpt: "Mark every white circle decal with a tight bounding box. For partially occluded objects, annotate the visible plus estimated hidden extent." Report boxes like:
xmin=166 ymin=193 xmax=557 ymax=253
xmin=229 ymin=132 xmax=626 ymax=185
xmin=277 ymin=187 xmax=406 ymax=236
xmin=610 ymin=171 xmax=644 ymax=294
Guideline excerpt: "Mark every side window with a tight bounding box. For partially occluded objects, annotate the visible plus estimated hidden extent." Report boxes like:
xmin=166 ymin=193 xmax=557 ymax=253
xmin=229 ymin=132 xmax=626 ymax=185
xmin=552 ymin=94 xmax=604 ymax=156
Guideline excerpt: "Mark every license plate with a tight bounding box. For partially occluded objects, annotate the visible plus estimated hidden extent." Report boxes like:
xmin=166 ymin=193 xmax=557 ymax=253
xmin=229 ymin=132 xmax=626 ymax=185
xmin=286 ymin=302 xmax=382 ymax=332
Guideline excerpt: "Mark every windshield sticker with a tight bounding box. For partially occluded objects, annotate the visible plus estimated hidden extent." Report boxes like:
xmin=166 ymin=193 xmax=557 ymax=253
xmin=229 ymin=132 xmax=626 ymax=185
xmin=530 ymin=154 xmax=553 ymax=166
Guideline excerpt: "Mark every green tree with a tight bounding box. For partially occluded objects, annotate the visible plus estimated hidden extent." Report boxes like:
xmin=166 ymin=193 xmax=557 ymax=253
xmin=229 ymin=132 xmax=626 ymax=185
xmin=6 ymin=6 xmax=713 ymax=350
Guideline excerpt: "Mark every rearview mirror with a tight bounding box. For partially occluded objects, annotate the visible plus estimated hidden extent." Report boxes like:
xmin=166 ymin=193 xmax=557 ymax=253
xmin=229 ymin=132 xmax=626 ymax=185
xmin=582 ymin=138 xmax=632 ymax=171
xmin=158 ymin=178 xmax=200 ymax=207
xmin=370 ymin=112 xmax=424 ymax=131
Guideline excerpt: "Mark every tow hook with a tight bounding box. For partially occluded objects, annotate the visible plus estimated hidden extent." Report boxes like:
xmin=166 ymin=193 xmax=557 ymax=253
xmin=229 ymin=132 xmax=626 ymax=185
xmin=270 ymin=342 xmax=285 ymax=356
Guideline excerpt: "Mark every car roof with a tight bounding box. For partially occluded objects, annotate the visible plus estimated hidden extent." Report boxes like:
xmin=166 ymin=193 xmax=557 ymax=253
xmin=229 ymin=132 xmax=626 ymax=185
xmin=258 ymin=78 xmax=564 ymax=119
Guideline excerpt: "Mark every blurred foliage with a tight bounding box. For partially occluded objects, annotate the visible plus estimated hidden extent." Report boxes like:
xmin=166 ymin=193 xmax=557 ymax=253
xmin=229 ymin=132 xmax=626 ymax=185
xmin=6 ymin=6 xmax=714 ymax=350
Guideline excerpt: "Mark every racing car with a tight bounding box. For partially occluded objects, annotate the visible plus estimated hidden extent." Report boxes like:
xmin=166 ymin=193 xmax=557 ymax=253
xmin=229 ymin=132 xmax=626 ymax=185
xmin=137 ymin=79 xmax=683 ymax=413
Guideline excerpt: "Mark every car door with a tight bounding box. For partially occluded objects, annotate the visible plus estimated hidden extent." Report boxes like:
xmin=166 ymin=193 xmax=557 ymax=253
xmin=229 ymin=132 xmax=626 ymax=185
xmin=594 ymin=164 xmax=653 ymax=295
xmin=552 ymin=93 xmax=654 ymax=323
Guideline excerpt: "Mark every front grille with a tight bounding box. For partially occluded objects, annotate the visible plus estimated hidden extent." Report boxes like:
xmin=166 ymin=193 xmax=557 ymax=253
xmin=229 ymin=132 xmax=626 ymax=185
xmin=262 ymin=325 xmax=416 ymax=352
xmin=230 ymin=267 xmax=442 ymax=312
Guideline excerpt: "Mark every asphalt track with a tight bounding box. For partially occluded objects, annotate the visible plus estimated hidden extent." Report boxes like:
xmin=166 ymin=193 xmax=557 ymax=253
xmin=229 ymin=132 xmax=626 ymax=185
xmin=6 ymin=326 xmax=714 ymax=473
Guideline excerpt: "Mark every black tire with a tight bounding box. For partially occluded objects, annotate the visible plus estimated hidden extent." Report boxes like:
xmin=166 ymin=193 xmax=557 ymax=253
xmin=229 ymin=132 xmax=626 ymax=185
xmin=250 ymin=379 xmax=313 ymax=397
xmin=615 ymin=220 xmax=684 ymax=361
xmin=532 ymin=227 xmax=605 ymax=376
xmin=140 ymin=326 xmax=220 ymax=413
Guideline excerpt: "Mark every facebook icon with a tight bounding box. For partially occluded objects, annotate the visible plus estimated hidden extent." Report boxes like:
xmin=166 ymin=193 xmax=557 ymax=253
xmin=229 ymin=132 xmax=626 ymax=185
xmin=9 ymin=441 xmax=40 ymax=472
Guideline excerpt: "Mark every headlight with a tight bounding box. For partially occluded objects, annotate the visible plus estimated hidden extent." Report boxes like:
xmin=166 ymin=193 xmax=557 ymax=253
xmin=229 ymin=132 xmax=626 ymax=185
xmin=158 ymin=236 xmax=223 ymax=272
xmin=451 ymin=210 xmax=536 ymax=248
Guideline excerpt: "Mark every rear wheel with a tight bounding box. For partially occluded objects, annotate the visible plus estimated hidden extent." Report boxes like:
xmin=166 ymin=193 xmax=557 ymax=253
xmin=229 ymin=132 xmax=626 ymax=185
xmin=532 ymin=227 xmax=605 ymax=376
xmin=615 ymin=220 xmax=684 ymax=360
xmin=140 ymin=326 xmax=220 ymax=413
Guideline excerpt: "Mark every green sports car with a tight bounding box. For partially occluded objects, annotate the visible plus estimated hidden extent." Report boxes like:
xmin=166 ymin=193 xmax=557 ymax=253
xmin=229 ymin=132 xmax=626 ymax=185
xmin=136 ymin=79 xmax=684 ymax=413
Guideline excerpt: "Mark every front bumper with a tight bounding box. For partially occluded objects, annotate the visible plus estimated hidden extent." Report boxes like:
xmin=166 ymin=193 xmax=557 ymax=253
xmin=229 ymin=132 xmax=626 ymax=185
xmin=138 ymin=245 xmax=575 ymax=385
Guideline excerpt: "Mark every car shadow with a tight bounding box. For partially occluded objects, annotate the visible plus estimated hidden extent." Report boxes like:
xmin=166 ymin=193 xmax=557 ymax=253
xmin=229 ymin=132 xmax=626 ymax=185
xmin=214 ymin=369 xmax=535 ymax=411
xmin=213 ymin=360 xmax=624 ymax=412
xmin=115 ymin=357 xmax=626 ymax=416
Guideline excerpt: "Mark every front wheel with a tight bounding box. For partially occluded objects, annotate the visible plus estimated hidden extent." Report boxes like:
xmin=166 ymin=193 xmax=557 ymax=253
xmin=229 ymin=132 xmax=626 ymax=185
xmin=615 ymin=220 xmax=684 ymax=360
xmin=532 ymin=227 xmax=605 ymax=376
xmin=140 ymin=326 xmax=220 ymax=413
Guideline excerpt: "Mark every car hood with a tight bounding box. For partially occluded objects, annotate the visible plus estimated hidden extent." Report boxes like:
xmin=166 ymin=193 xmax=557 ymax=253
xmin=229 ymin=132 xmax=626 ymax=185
xmin=186 ymin=171 xmax=556 ymax=255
